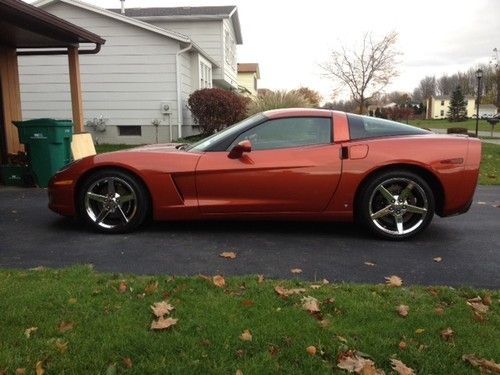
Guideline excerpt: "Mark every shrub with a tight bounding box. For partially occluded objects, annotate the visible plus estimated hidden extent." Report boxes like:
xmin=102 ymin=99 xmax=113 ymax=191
xmin=188 ymin=88 xmax=249 ymax=135
xmin=247 ymin=90 xmax=313 ymax=115
xmin=446 ymin=127 xmax=468 ymax=134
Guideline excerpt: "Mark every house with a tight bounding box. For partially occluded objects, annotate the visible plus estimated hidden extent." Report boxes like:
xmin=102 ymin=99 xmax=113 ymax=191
xmin=478 ymin=104 xmax=498 ymax=118
xmin=425 ymin=96 xmax=476 ymax=119
xmin=0 ymin=0 xmax=104 ymax=164
xmin=18 ymin=0 xmax=243 ymax=144
xmin=237 ymin=63 xmax=260 ymax=96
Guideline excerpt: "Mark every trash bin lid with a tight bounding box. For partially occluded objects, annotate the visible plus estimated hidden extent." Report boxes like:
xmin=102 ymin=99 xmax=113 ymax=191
xmin=13 ymin=118 xmax=73 ymax=127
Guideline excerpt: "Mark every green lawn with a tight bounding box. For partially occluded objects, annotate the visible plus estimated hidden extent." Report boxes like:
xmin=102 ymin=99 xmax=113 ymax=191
xmin=479 ymin=143 xmax=500 ymax=185
xmin=0 ymin=267 xmax=498 ymax=374
xmin=409 ymin=118 xmax=497 ymax=133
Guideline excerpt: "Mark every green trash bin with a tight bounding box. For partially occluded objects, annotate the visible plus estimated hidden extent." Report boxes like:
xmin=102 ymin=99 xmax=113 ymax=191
xmin=13 ymin=119 xmax=73 ymax=188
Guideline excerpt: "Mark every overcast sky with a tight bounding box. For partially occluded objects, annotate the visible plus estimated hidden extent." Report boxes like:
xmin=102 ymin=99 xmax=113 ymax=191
xmin=37 ymin=0 xmax=500 ymax=101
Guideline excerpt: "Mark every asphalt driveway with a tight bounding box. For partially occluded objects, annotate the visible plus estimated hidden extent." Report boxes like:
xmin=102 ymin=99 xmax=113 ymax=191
xmin=0 ymin=186 xmax=499 ymax=288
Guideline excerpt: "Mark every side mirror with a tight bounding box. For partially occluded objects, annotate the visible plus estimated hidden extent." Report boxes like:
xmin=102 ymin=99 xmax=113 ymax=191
xmin=228 ymin=140 xmax=252 ymax=159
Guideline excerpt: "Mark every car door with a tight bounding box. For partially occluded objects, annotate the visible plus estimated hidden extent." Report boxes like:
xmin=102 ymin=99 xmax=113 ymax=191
xmin=195 ymin=116 xmax=342 ymax=213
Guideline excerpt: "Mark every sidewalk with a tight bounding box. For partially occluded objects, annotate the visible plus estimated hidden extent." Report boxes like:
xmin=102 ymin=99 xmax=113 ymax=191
xmin=430 ymin=128 xmax=500 ymax=145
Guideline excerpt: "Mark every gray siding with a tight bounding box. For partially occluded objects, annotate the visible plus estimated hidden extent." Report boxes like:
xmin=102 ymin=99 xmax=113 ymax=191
xmin=222 ymin=18 xmax=238 ymax=88
xmin=19 ymin=2 xmax=184 ymax=144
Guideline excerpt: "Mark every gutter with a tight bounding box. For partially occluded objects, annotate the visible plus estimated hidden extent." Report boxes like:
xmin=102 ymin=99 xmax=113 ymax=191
xmin=175 ymin=43 xmax=193 ymax=139
xmin=17 ymin=43 xmax=102 ymax=56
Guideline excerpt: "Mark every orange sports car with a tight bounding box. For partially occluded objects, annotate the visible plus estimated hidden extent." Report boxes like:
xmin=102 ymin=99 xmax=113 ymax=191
xmin=48 ymin=109 xmax=481 ymax=240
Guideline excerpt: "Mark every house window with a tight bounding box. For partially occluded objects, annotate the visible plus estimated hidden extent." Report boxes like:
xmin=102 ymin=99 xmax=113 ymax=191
xmin=441 ymin=100 xmax=445 ymax=106
xmin=440 ymin=110 xmax=444 ymax=116
xmin=118 ymin=126 xmax=141 ymax=136
xmin=199 ymin=56 xmax=212 ymax=89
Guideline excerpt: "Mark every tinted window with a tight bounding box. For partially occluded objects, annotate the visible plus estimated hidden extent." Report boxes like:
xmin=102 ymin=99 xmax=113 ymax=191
xmin=347 ymin=114 xmax=429 ymax=140
xmin=230 ymin=117 xmax=332 ymax=151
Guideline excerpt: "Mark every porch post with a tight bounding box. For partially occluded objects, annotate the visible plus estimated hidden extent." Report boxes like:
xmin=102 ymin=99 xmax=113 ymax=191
xmin=68 ymin=46 xmax=84 ymax=133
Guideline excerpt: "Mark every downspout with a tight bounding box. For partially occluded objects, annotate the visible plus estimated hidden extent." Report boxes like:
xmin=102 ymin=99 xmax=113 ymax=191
xmin=175 ymin=43 xmax=192 ymax=139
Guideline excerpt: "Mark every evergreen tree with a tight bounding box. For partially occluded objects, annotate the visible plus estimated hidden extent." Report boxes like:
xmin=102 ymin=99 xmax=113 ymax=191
xmin=447 ymin=86 xmax=468 ymax=122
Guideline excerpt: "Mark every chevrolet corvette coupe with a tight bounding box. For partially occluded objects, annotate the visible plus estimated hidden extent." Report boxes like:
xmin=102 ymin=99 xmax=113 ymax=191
xmin=48 ymin=109 xmax=481 ymax=240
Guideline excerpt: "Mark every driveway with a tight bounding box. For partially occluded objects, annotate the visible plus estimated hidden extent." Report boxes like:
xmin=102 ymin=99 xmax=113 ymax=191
xmin=0 ymin=186 xmax=499 ymax=288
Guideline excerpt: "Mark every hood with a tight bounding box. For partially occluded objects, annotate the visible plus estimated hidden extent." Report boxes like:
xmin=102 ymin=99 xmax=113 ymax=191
xmin=119 ymin=143 xmax=187 ymax=153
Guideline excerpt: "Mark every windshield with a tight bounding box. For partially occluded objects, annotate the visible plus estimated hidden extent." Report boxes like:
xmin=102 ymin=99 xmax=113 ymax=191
xmin=186 ymin=114 xmax=265 ymax=152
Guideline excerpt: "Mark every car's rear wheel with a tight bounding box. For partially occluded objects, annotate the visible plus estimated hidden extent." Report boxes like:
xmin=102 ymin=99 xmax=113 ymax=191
xmin=359 ymin=170 xmax=435 ymax=240
xmin=78 ymin=169 xmax=150 ymax=233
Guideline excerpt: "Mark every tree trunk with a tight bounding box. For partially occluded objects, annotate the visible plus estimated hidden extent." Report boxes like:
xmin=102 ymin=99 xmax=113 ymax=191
xmin=358 ymin=98 xmax=365 ymax=114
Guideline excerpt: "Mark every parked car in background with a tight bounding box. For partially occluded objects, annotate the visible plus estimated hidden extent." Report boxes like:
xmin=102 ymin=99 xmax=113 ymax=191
xmin=48 ymin=109 xmax=481 ymax=240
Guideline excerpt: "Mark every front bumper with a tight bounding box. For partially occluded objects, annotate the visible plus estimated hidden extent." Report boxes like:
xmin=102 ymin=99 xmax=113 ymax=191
xmin=48 ymin=176 xmax=76 ymax=217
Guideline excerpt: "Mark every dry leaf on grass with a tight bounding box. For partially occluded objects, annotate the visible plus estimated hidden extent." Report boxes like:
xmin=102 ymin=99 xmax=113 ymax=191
xmin=302 ymin=296 xmax=321 ymax=313
xmin=15 ymin=369 xmax=25 ymax=375
xmin=123 ymin=357 xmax=133 ymax=369
xmin=241 ymin=299 xmax=254 ymax=307
xmin=35 ymin=360 xmax=45 ymax=375
xmin=415 ymin=328 xmax=425 ymax=334
xmin=212 ymin=275 xmax=225 ymax=288
xmin=385 ymin=275 xmax=403 ymax=287
xmin=151 ymin=301 xmax=174 ymax=318
xmin=150 ymin=317 xmax=178 ymax=330
xmin=274 ymin=286 xmax=306 ymax=297
xmin=235 ymin=370 xmax=243 ymax=375
xmin=391 ymin=359 xmax=415 ymax=375
xmin=396 ymin=305 xmax=409 ymax=317
xmin=219 ymin=251 xmax=236 ymax=259
xmin=440 ymin=327 xmax=454 ymax=341
xmin=398 ymin=341 xmax=407 ymax=350
xmin=58 ymin=321 xmax=74 ymax=333
xmin=467 ymin=297 xmax=489 ymax=314
xmin=290 ymin=268 xmax=302 ymax=274
xmin=435 ymin=306 xmax=445 ymax=315
xmin=68 ymin=298 xmax=77 ymax=304
xmin=337 ymin=351 xmax=385 ymax=374
xmin=118 ymin=281 xmax=128 ymax=293
xmin=322 ymin=278 xmax=329 ymax=284
xmin=54 ymin=339 xmax=68 ymax=353
xmin=239 ymin=329 xmax=252 ymax=341
xmin=24 ymin=327 xmax=38 ymax=338
xmin=463 ymin=354 xmax=500 ymax=374
xmin=310 ymin=284 xmax=321 ymax=289
xmin=319 ymin=319 xmax=331 ymax=328
xmin=144 ymin=281 xmax=159 ymax=295
xmin=364 ymin=261 xmax=376 ymax=267
xmin=257 ymin=274 xmax=264 ymax=283
xmin=306 ymin=346 xmax=317 ymax=356
xmin=433 ymin=257 xmax=443 ymax=262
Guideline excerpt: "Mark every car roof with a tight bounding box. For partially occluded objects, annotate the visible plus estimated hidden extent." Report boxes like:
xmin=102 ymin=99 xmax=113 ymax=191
xmin=263 ymin=108 xmax=336 ymax=119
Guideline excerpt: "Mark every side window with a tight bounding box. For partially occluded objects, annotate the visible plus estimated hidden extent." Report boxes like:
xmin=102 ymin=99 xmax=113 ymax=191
xmin=347 ymin=114 xmax=429 ymax=140
xmin=230 ymin=117 xmax=332 ymax=151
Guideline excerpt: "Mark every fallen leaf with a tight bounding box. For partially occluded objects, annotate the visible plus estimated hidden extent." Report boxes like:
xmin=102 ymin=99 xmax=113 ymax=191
xmin=123 ymin=357 xmax=133 ymax=369
xmin=35 ymin=360 xmax=45 ymax=375
xmin=433 ymin=257 xmax=442 ymax=262
xmin=235 ymin=349 xmax=246 ymax=358
xmin=482 ymin=294 xmax=492 ymax=306
xmin=219 ymin=251 xmax=236 ymax=259
xmin=337 ymin=351 xmax=384 ymax=374
xmin=68 ymin=298 xmax=77 ymax=304
xmin=396 ymin=304 xmax=409 ymax=317
xmin=239 ymin=329 xmax=252 ymax=341
xmin=24 ymin=326 xmax=38 ymax=338
xmin=150 ymin=317 xmax=178 ymax=330
xmin=58 ymin=321 xmax=74 ymax=333
xmin=15 ymin=369 xmax=26 ymax=375
xmin=385 ymin=275 xmax=403 ymax=287
xmin=364 ymin=261 xmax=376 ymax=267
xmin=29 ymin=266 xmax=46 ymax=271
xmin=302 ymin=296 xmax=321 ymax=313
xmin=291 ymin=268 xmax=302 ymax=274
xmin=151 ymin=301 xmax=174 ymax=317
xmin=415 ymin=328 xmax=425 ymax=334
xmin=440 ymin=327 xmax=454 ymax=341
xmin=435 ymin=306 xmax=445 ymax=315
xmin=274 ymin=286 xmax=306 ymax=297
xmin=118 ymin=281 xmax=128 ymax=293
xmin=398 ymin=341 xmax=407 ymax=350
xmin=144 ymin=281 xmax=159 ymax=295
xmin=306 ymin=346 xmax=317 ymax=356
xmin=269 ymin=345 xmax=280 ymax=357
xmin=235 ymin=370 xmax=243 ymax=375
xmin=391 ymin=359 xmax=415 ymax=375
xmin=241 ymin=299 xmax=254 ymax=307
xmin=467 ymin=297 xmax=489 ymax=314
xmin=257 ymin=274 xmax=264 ymax=283
xmin=336 ymin=335 xmax=348 ymax=343
xmin=54 ymin=339 xmax=68 ymax=353
xmin=322 ymin=278 xmax=329 ymax=284
xmin=319 ymin=319 xmax=331 ymax=328
xmin=427 ymin=287 xmax=439 ymax=296
xmin=462 ymin=354 xmax=500 ymax=374
xmin=106 ymin=363 xmax=117 ymax=375
xmin=212 ymin=275 xmax=225 ymax=288
xmin=310 ymin=284 xmax=321 ymax=289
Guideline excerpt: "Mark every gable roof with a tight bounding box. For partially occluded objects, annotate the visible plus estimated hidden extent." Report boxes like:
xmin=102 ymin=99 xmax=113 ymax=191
xmin=32 ymin=0 xmax=218 ymax=65
xmin=108 ymin=5 xmax=243 ymax=44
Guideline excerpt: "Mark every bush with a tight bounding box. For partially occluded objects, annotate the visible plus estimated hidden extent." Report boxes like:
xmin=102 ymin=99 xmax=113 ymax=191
xmin=446 ymin=127 xmax=468 ymax=134
xmin=247 ymin=90 xmax=313 ymax=115
xmin=188 ymin=88 xmax=249 ymax=135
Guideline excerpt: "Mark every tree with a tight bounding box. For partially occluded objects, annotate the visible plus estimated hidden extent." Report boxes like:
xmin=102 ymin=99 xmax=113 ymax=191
xmin=188 ymin=88 xmax=249 ymax=135
xmin=321 ymin=31 xmax=401 ymax=114
xmin=247 ymin=90 xmax=313 ymax=115
xmin=294 ymin=87 xmax=322 ymax=107
xmin=447 ymin=86 xmax=468 ymax=122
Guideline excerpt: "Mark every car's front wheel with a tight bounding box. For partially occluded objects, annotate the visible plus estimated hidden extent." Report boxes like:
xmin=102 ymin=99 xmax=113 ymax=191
xmin=359 ymin=170 xmax=435 ymax=240
xmin=78 ymin=169 xmax=150 ymax=233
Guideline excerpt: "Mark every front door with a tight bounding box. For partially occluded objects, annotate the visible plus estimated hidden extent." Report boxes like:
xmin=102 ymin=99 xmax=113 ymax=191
xmin=195 ymin=116 xmax=342 ymax=213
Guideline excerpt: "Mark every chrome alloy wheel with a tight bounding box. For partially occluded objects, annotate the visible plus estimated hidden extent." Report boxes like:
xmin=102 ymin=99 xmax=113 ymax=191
xmin=368 ymin=177 xmax=429 ymax=236
xmin=84 ymin=177 xmax=137 ymax=230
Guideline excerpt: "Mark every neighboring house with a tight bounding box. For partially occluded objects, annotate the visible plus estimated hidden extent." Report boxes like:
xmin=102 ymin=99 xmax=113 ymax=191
xmin=237 ymin=63 xmax=260 ymax=96
xmin=426 ymin=96 xmax=476 ymax=119
xmin=478 ymin=104 xmax=498 ymax=118
xmin=18 ymin=0 xmax=243 ymax=144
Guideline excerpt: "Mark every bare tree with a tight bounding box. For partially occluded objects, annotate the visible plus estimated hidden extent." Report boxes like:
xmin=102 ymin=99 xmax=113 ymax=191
xmin=321 ymin=31 xmax=401 ymax=114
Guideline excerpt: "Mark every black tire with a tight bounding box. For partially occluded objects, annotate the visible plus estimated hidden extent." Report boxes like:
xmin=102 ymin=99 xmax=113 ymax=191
xmin=358 ymin=170 xmax=435 ymax=240
xmin=77 ymin=169 xmax=150 ymax=233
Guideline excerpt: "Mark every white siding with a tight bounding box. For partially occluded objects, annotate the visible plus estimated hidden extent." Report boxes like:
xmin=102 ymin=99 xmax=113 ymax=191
xmin=179 ymin=51 xmax=194 ymax=129
xmin=18 ymin=2 xmax=183 ymax=144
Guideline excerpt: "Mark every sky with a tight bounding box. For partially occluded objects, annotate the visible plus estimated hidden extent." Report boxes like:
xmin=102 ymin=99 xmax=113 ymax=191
xmin=33 ymin=0 xmax=500 ymax=102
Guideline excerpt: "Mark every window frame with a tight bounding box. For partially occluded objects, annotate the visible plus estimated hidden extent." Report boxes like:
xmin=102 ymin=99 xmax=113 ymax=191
xmin=117 ymin=125 xmax=142 ymax=136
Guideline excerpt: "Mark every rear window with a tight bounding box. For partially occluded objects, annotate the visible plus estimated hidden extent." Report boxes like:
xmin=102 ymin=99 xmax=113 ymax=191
xmin=347 ymin=114 xmax=430 ymax=140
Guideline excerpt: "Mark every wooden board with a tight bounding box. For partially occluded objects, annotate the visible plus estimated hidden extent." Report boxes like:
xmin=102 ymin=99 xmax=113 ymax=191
xmin=71 ymin=133 xmax=96 ymax=160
